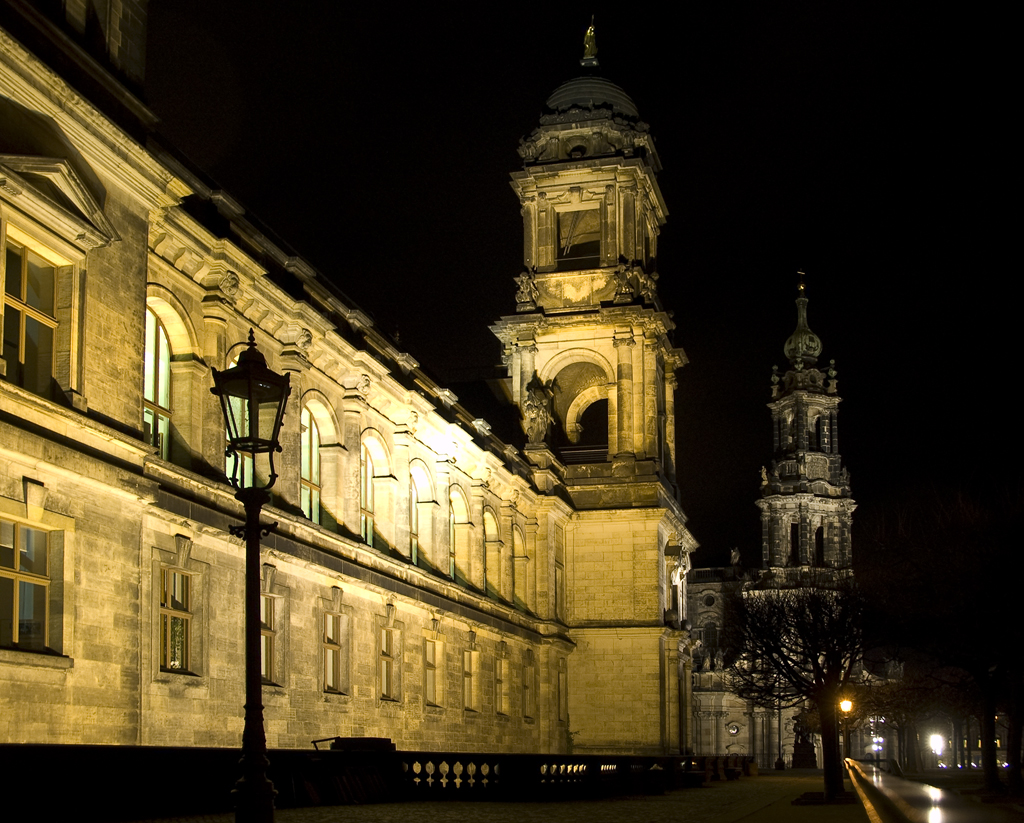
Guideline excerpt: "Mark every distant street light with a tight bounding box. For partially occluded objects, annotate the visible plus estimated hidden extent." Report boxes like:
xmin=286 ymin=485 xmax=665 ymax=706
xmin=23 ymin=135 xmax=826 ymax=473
xmin=212 ymin=329 xmax=291 ymax=823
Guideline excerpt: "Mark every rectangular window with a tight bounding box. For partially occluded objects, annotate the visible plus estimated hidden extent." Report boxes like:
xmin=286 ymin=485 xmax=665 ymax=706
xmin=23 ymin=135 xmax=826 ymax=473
xmin=424 ymin=638 xmax=443 ymax=707
xmin=463 ymin=649 xmax=479 ymax=712
xmin=260 ymin=595 xmax=275 ymax=684
xmin=380 ymin=627 xmax=396 ymax=700
xmin=159 ymin=568 xmax=190 ymax=671
xmin=495 ymin=657 xmax=509 ymax=716
xmin=324 ymin=612 xmax=345 ymax=693
xmin=3 ymin=239 xmax=57 ymax=397
xmin=556 ymin=209 xmax=601 ymax=270
xmin=523 ymin=656 xmax=536 ymax=720
xmin=0 ymin=519 xmax=48 ymax=651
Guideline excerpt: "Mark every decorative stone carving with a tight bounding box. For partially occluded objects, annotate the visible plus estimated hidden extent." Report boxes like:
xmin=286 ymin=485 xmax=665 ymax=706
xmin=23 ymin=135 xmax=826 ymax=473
xmin=514 ymin=271 xmax=540 ymax=310
xmin=521 ymin=373 xmax=554 ymax=446
xmin=219 ymin=271 xmax=240 ymax=297
xmin=296 ymin=328 xmax=312 ymax=351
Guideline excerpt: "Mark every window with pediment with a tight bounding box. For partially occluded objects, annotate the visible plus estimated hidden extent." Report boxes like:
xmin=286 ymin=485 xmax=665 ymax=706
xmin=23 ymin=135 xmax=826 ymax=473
xmin=0 ymin=144 xmax=118 ymax=407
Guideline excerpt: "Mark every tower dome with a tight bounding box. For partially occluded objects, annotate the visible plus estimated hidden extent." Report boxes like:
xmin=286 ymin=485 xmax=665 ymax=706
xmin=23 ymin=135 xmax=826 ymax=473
xmin=783 ymin=280 xmax=823 ymax=368
xmin=545 ymin=76 xmax=639 ymax=120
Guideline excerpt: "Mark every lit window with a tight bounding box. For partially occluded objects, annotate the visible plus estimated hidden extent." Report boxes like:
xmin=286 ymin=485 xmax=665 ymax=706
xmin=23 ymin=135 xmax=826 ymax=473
xmin=144 ymin=307 xmax=172 ymax=460
xmin=424 ymin=638 xmax=442 ymax=707
xmin=323 ymin=612 xmax=346 ymax=694
xmin=448 ymin=499 xmax=456 ymax=579
xmin=0 ymin=519 xmax=48 ymax=651
xmin=260 ymin=595 xmax=275 ymax=684
xmin=3 ymin=239 xmax=56 ymax=397
xmin=463 ymin=649 xmax=479 ymax=712
xmin=360 ymin=442 xmax=375 ymax=547
xmin=409 ymin=476 xmax=419 ymax=565
xmin=159 ymin=568 xmax=190 ymax=671
xmin=495 ymin=657 xmax=509 ymax=716
xmin=380 ymin=627 xmax=397 ymax=700
xmin=301 ymin=407 xmax=321 ymax=524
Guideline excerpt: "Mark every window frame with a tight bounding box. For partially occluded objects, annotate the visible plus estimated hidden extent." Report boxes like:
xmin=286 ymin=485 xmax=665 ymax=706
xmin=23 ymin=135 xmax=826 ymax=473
xmin=360 ymin=441 xmax=375 ymax=547
xmin=159 ymin=566 xmax=191 ymax=672
xmin=380 ymin=625 xmax=397 ymax=701
xmin=301 ymin=406 xmax=322 ymax=524
xmin=463 ymin=648 xmax=480 ymax=712
xmin=323 ymin=610 xmax=348 ymax=694
xmin=494 ymin=656 xmax=509 ymax=716
xmin=144 ymin=306 xmax=173 ymax=460
xmin=0 ymin=517 xmax=50 ymax=652
xmin=260 ymin=594 xmax=276 ymax=685
xmin=424 ymin=637 xmax=443 ymax=707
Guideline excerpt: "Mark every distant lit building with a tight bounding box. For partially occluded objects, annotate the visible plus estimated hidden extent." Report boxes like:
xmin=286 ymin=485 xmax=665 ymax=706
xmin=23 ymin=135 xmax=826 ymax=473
xmin=686 ymin=283 xmax=856 ymax=766
xmin=0 ymin=7 xmax=695 ymax=754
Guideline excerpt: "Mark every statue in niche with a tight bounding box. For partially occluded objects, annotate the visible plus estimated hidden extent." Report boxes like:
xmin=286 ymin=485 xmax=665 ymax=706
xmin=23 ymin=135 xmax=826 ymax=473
xmin=521 ymin=373 xmax=554 ymax=446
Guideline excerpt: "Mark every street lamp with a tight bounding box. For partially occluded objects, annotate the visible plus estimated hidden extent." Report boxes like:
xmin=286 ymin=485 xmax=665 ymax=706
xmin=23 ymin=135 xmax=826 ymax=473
xmin=840 ymin=699 xmax=853 ymax=761
xmin=211 ymin=329 xmax=291 ymax=823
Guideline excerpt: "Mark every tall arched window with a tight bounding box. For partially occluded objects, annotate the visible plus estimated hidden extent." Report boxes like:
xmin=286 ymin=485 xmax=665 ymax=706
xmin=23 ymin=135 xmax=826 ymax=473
xmin=360 ymin=441 xmax=375 ymax=547
xmin=483 ymin=508 xmax=502 ymax=600
xmin=409 ymin=474 xmax=419 ymax=565
xmin=144 ymin=307 xmax=171 ymax=460
xmin=449 ymin=486 xmax=470 ymax=585
xmin=409 ymin=461 xmax=434 ymax=569
xmin=300 ymin=406 xmax=321 ymax=524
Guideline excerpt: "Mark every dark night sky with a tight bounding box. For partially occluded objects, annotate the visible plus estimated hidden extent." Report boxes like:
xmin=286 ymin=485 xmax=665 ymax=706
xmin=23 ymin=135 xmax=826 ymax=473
xmin=143 ymin=5 xmax=1010 ymax=567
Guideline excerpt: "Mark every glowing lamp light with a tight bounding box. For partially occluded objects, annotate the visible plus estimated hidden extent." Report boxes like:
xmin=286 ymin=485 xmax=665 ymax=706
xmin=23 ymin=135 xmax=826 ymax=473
xmin=930 ymin=734 xmax=944 ymax=755
xmin=840 ymin=699 xmax=853 ymax=713
xmin=211 ymin=329 xmax=291 ymax=490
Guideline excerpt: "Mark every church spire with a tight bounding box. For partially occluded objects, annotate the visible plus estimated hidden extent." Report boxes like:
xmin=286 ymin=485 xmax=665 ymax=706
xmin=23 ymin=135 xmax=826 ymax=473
xmin=783 ymin=272 xmax=823 ymax=370
xmin=758 ymin=277 xmax=854 ymax=572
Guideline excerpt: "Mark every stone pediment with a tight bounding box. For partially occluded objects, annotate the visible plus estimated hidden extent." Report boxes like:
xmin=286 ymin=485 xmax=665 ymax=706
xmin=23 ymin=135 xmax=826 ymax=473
xmin=0 ymin=155 xmax=119 ymax=248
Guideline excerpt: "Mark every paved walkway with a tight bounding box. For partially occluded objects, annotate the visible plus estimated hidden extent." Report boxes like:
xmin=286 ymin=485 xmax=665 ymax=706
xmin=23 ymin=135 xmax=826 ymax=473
xmin=127 ymin=771 xmax=869 ymax=823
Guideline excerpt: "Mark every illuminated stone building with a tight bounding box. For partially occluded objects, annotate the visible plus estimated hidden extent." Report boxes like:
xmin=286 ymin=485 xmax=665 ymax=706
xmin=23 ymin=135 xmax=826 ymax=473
xmin=0 ymin=7 xmax=694 ymax=754
xmin=686 ymin=283 xmax=855 ymax=766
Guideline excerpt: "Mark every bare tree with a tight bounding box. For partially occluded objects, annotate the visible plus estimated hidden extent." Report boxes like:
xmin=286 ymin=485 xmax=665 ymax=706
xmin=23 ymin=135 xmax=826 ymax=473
xmin=725 ymin=574 xmax=865 ymax=802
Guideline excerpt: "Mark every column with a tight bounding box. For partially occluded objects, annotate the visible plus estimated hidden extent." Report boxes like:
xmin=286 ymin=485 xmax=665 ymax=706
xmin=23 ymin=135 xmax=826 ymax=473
xmin=614 ymin=332 xmax=635 ymax=457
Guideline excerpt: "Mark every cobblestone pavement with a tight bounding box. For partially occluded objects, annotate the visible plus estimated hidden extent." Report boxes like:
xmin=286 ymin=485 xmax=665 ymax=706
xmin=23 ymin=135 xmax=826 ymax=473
xmin=125 ymin=772 xmax=870 ymax=823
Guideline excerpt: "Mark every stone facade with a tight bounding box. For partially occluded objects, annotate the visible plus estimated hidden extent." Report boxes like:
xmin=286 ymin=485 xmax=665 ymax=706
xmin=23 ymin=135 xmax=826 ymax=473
xmin=0 ymin=11 xmax=696 ymax=754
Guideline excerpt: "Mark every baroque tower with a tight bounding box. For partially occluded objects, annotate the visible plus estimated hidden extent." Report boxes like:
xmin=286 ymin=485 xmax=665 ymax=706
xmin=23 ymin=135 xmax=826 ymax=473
xmin=491 ymin=36 xmax=696 ymax=755
xmin=757 ymin=280 xmax=855 ymax=571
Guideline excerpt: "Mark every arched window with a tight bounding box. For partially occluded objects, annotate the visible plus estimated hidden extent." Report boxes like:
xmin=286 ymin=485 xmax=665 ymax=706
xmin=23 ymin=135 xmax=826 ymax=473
xmin=513 ymin=527 xmax=529 ymax=611
xmin=449 ymin=486 xmax=470 ymax=584
xmin=144 ymin=307 xmax=171 ymax=460
xmin=483 ymin=508 xmax=502 ymax=600
xmin=409 ymin=474 xmax=419 ymax=565
xmin=300 ymin=406 xmax=321 ymax=524
xmin=360 ymin=441 xmax=375 ymax=547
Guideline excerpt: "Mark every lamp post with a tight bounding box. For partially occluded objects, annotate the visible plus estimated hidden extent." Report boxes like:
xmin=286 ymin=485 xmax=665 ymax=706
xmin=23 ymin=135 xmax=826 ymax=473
xmin=211 ymin=330 xmax=291 ymax=823
xmin=840 ymin=699 xmax=853 ymax=761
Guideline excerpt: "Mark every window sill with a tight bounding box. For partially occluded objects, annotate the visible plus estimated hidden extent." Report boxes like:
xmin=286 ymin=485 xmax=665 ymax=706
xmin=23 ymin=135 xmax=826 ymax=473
xmin=0 ymin=647 xmax=73 ymax=669
xmin=160 ymin=668 xmax=199 ymax=677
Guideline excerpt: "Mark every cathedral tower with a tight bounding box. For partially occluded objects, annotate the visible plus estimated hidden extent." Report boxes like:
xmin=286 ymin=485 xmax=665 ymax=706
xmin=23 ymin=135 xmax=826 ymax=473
xmin=757 ymin=280 xmax=855 ymax=570
xmin=491 ymin=32 xmax=696 ymax=755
